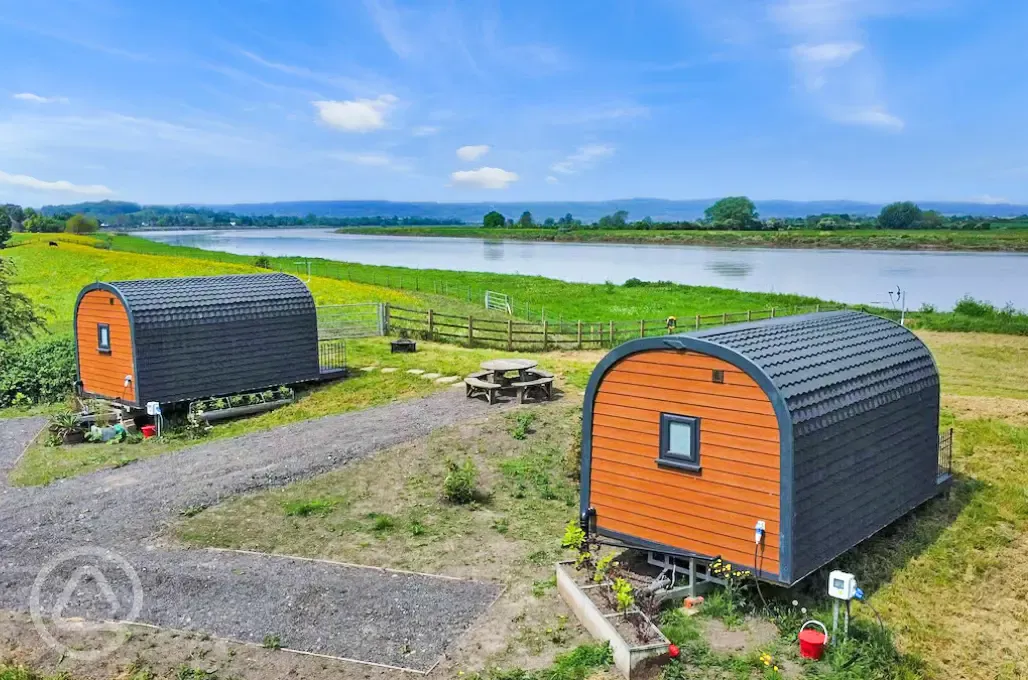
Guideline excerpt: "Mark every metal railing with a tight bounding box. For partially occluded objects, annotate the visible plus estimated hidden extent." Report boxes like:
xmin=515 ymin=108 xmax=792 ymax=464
xmin=938 ymin=428 xmax=954 ymax=479
xmin=317 ymin=303 xmax=385 ymax=339
xmin=318 ymin=338 xmax=347 ymax=371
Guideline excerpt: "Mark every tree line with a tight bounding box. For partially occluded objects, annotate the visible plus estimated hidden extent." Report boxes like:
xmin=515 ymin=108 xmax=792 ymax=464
xmin=0 ymin=204 xmax=102 ymax=248
xmin=482 ymin=198 xmax=1013 ymax=232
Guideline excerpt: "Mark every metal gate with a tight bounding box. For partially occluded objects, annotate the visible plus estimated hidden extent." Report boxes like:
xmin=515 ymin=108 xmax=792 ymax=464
xmin=317 ymin=303 xmax=385 ymax=339
xmin=485 ymin=290 xmax=512 ymax=314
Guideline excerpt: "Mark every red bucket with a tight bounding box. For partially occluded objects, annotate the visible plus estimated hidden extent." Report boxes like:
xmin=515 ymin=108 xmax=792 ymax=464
xmin=141 ymin=425 xmax=157 ymax=439
xmin=798 ymin=621 xmax=828 ymax=660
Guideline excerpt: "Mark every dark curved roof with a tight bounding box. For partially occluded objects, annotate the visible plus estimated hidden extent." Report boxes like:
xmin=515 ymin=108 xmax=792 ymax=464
xmin=689 ymin=310 xmax=938 ymax=433
xmin=104 ymin=273 xmax=314 ymax=328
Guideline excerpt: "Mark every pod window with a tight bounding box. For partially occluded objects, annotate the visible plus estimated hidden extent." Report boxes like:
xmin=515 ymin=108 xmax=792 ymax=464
xmin=658 ymin=413 xmax=701 ymax=472
xmin=97 ymin=323 xmax=111 ymax=353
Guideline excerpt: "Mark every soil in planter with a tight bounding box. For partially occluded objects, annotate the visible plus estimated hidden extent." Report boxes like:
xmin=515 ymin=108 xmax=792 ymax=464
xmin=584 ymin=585 xmax=663 ymax=646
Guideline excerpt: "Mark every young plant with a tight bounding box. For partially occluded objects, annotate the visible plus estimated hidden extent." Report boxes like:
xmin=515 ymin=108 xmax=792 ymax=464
xmin=443 ymin=458 xmax=478 ymax=504
xmin=611 ymin=577 xmax=635 ymax=613
xmin=593 ymin=554 xmax=617 ymax=583
xmin=509 ymin=411 xmax=536 ymax=440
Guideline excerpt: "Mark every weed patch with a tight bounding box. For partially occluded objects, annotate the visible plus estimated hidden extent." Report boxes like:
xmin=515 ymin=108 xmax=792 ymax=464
xmin=282 ymin=498 xmax=336 ymax=517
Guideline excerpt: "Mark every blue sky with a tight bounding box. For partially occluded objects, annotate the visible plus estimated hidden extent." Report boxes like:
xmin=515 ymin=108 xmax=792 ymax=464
xmin=1 ymin=0 xmax=1026 ymax=206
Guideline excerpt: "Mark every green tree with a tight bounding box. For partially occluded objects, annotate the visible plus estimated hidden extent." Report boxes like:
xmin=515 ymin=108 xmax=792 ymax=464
xmin=542 ymin=217 xmax=556 ymax=228
xmin=704 ymin=196 xmax=758 ymax=228
xmin=0 ymin=258 xmax=45 ymax=342
xmin=920 ymin=209 xmax=944 ymax=229
xmin=3 ymin=204 xmax=24 ymax=233
xmin=0 ymin=208 xmax=10 ymax=249
xmin=518 ymin=211 xmax=534 ymax=228
xmin=878 ymin=202 xmax=923 ymax=230
xmin=483 ymin=210 xmax=505 ymax=229
xmin=65 ymin=213 xmax=99 ymax=234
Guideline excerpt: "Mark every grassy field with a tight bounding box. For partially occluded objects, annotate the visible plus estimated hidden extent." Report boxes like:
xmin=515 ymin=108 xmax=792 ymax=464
xmin=338 ymin=225 xmax=1028 ymax=251
xmin=167 ymin=329 xmax=1028 ymax=680
xmin=97 ymin=233 xmax=831 ymax=322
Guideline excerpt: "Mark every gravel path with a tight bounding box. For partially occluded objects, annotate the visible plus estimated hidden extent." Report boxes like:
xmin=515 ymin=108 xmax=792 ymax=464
xmin=0 ymin=392 xmax=505 ymax=671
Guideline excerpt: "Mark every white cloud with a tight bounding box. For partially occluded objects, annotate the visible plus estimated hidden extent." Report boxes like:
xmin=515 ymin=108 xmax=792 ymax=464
xmin=974 ymin=194 xmax=1010 ymax=205
xmin=412 ymin=125 xmax=440 ymax=136
xmin=12 ymin=93 xmax=68 ymax=104
xmin=456 ymin=144 xmax=490 ymax=161
xmin=313 ymin=95 xmax=398 ymax=133
xmin=0 ymin=169 xmax=113 ymax=196
xmin=450 ymin=167 xmax=519 ymax=189
xmin=329 ymin=151 xmax=412 ymax=172
xmin=834 ymin=106 xmax=905 ymax=130
xmin=546 ymin=175 xmax=559 ymax=184
xmin=550 ymin=144 xmax=615 ymax=174
xmin=791 ymin=42 xmax=863 ymax=65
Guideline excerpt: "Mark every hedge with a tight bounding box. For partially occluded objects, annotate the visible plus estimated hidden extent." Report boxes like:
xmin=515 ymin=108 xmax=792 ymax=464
xmin=0 ymin=334 xmax=76 ymax=407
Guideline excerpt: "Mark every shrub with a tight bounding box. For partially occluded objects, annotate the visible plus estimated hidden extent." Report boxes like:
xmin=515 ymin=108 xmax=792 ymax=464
xmin=253 ymin=255 xmax=272 ymax=269
xmin=953 ymin=295 xmax=994 ymax=317
xmin=443 ymin=458 xmax=478 ymax=504
xmin=510 ymin=411 xmax=536 ymax=440
xmin=0 ymin=334 xmax=76 ymax=407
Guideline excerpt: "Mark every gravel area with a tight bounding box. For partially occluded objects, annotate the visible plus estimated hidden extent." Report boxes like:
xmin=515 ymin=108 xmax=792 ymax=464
xmin=0 ymin=392 xmax=505 ymax=671
xmin=0 ymin=416 xmax=44 ymax=490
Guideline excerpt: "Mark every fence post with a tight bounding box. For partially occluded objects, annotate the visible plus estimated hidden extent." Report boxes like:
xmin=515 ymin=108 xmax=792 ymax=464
xmin=577 ymin=321 xmax=583 ymax=349
xmin=468 ymin=316 xmax=473 ymax=345
xmin=609 ymin=320 xmax=614 ymax=347
xmin=382 ymin=303 xmax=391 ymax=335
xmin=722 ymin=312 xmax=727 ymax=325
xmin=640 ymin=319 xmax=645 ymax=338
xmin=695 ymin=314 xmax=700 ymax=330
xmin=507 ymin=319 xmax=513 ymax=351
xmin=428 ymin=308 xmax=435 ymax=340
xmin=815 ymin=304 xmax=820 ymax=313
xmin=467 ymin=286 xmax=471 ymax=301
xmin=771 ymin=307 xmax=776 ymax=318
xmin=543 ymin=320 xmax=548 ymax=349
xmin=747 ymin=310 xmax=752 ymax=321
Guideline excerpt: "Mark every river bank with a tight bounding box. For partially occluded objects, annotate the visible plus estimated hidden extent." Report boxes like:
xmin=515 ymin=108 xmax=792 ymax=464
xmin=336 ymin=225 xmax=1028 ymax=252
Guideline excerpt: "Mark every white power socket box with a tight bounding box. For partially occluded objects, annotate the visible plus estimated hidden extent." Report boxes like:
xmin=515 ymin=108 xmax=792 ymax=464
xmin=828 ymin=570 xmax=857 ymax=600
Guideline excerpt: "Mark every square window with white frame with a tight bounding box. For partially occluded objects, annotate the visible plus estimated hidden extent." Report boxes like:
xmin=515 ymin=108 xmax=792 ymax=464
xmin=97 ymin=323 xmax=111 ymax=352
xmin=658 ymin=413 xmax=701 ymax=471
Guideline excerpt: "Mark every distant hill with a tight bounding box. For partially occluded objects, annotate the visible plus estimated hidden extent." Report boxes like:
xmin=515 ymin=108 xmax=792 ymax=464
xmin=38 ymin=198 xmax=1028 ymax=224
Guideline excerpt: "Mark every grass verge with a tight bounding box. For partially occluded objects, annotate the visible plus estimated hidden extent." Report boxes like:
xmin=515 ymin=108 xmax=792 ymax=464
xmin=337 ymin=225 xmax=1028 ymax=252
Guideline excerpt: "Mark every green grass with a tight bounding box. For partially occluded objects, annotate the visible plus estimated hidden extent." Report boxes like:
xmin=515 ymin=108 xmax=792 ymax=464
xmin=175 ymin=401 xmax=583 ymax=578
xmin=338 ymin=225 xmax=1028 ymax=252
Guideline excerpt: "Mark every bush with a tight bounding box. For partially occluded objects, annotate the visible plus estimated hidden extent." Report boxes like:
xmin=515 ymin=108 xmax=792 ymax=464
xmin=443 ymin=458 xmax=478 ymax=504
xmin=0 ymin=334 xmax=76 ymax=407
xmin=953 ymin=295 xmax=994 ymax=317
xmin=253 ymin=255 xmax=272 ymax=269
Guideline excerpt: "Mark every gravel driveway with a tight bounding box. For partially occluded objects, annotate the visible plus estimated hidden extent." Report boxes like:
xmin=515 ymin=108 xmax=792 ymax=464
xmin=0 ymin=392 xmax=505 ymax=671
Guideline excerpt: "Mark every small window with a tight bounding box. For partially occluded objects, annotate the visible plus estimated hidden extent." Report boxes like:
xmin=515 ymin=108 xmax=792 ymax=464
xmin=712 ymin=369 xmax=725 ymax=384
xmin=97 ymin=323 xmax=111 ymax=353
xmin=658 ymin=413 xmax=701 ymax=471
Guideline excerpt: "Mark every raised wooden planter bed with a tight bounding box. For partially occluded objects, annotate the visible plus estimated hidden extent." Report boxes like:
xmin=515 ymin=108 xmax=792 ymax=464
xmin=556 ymin=561 xmax=670 ymax=679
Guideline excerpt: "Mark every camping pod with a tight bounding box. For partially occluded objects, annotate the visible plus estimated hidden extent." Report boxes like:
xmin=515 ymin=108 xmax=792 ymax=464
xmin=74 ymin=273 xmax=321 ymax=407
xmin=579 ymin=311 xmax=948 ymax=586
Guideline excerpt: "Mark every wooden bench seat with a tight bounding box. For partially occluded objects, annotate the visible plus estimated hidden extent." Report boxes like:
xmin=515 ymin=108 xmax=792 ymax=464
xmin=526 ymin=368 xmax=554 ymax=379
xmin=510 ymin=376 xmax=554 ymax=404
xmin=465 ymin=376 xmax=503 ymax=404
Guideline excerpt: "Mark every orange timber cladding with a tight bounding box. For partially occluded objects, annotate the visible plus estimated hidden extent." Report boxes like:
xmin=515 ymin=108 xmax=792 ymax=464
xmin=589 ymin=349 xmax=781 ymax=573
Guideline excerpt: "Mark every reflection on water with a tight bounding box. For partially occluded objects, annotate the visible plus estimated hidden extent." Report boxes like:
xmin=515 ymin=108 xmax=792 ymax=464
xmin=704 ymin=260 xmax=754 ymax=278
xmin=136 ymin=228 xmax=1028 ymax=311
xmin=483 ymin=240 xmax=505 ymax=261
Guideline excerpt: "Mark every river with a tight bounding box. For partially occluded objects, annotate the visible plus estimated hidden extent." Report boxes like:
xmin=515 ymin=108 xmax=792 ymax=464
xmin=136 ymin=228 xmax=1028 ymax=311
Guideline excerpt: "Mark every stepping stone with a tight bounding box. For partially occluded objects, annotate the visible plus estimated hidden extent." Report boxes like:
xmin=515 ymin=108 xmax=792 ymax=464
xmin=435 ymin=376 xmax=460 ymax=385
xmin=380 ymin=367 xmax=398 ymax=373
xmin=421 ymin=372 xmax=442 ymax=380
xmin=360 ymin=367 xmax=377 ymax=372
xmin=406 ymin=369 xmax=425 ymax=375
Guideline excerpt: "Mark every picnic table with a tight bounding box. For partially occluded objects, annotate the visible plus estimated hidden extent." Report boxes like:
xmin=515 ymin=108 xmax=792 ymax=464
xmin=466 ymin=358 xmax=553 ymax=405
xmin=480 ymin=358 xmax=538 ymax=385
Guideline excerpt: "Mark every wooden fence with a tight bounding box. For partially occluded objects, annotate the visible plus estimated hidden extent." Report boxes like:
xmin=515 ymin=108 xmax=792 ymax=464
xmin=385 ymin=303 xmax=845 ymax=351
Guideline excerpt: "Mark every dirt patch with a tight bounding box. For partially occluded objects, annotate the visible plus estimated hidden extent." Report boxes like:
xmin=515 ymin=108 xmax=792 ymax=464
xmin=943 ymin=394 xmax=1028 ymax=426
xmin=700 ymin=617 xmax=778 ymax=655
